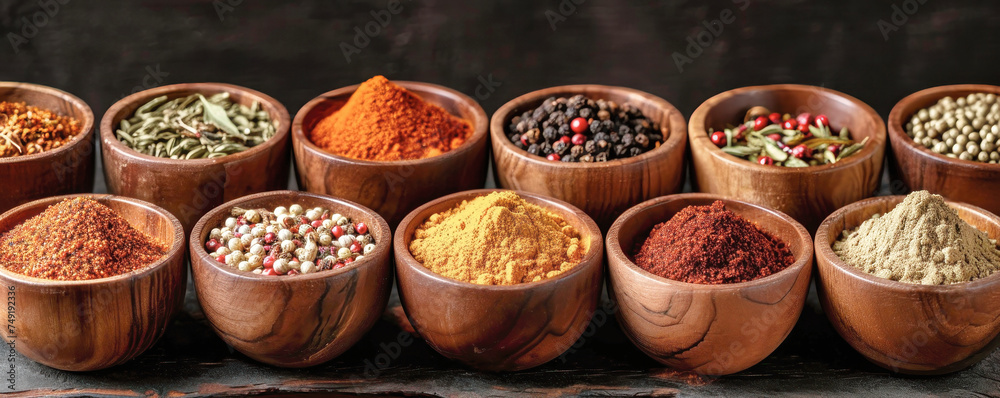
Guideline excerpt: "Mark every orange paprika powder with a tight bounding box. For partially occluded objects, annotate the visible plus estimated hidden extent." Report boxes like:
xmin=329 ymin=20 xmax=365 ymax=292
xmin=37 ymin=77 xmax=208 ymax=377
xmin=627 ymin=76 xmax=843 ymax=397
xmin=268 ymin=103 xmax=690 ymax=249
xmin=308 ymin=75 xmax=472 ymax=161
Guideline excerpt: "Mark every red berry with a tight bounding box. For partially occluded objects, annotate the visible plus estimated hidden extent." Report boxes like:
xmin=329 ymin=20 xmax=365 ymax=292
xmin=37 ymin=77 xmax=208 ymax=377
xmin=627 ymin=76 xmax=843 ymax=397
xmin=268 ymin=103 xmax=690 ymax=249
xmin=768 ymin=113 xmax=782 ymax=124
xmin=828 ymin=144 xmax=841 ymax=156
xmin=782 ymin=119 xmax=798 ymax=130
xmin=796 ymin=113 xmax=812 ymax=127
xmin=520 ymin=134 xmax=528 ymax=146
xmin=350 ymin=242 xmax=362 ymax=253
xmin=264 ymin=232 xmax=276 ymax=244
xmin=287 ymin=269 xmax=299 ymax=276
xmin=311 ymin=220 xmax=323 ymax=229
xmin=570 ymin=117 xmax=589 ymax=134
xmin=262 ymin=268 xmax=277 ymax=276
xmin=758 ymin=156 xmax=774 ymax=166
xmin=333 ymin=262 xmax=345 ymax=269
xmin=767 ymin=134 xmax=782 ymax=142
xmin=559 ymin=136 xmax=571 ymax=144
xmin=345 ymin=258 xmax=355 ymax=264
xmin=263 ymin=245 xmax=272 ymax=252
xmin=355 ymin=222 xmax=368 ymax=235
xmin=332 ymin=225 xmax=344 ymax=238
xmin=754 ymin=116 xmax=769 ymax=131
xmin=205 ymin=239 xmax=221 ymax=252
xmin=791 ymin=144 xmax=812 ymax=159
xmin=320 ymin=211 xmax=330 ymax=220
xmin=798 ymin=122 xmax=811 ymax=133
xmin=263 ymin=256 xmax=275 ymax=269
xmin=571 ymin=134 xmax=586 ymax=146
xmin=216 ymin=254 xmax=226 ymax=263
xmin=710 ymin=131 xmax=727 ymax=147
xmin=233 ymin=232 xmax=242 ymax=238
xmin=815 ymin=114 xmax=829 ymax=127
xmin=546 ymin=153 xmax=561 ymax=161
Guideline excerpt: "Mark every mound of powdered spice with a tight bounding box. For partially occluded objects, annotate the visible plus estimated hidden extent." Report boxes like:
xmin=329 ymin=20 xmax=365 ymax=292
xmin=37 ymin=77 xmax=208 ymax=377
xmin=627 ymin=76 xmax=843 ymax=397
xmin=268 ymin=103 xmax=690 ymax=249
xmin=633 ymin=201 xmax=793 ymax=284
xmin=409 ymin=191 xmax=587 ymax=285
xmin=308 ymin=75 xmax=472 ymax=161
xmin=833 ymin=191 xmax=1000 ymax=285
xmin=0 ymin=197 xmax=167 ymax=281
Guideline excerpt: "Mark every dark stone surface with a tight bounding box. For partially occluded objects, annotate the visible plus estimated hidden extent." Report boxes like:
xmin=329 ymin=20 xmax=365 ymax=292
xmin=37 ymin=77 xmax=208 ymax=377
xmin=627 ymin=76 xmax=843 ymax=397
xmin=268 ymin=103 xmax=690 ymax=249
xmin=2 ymin=0 xmax=1000 ymax=396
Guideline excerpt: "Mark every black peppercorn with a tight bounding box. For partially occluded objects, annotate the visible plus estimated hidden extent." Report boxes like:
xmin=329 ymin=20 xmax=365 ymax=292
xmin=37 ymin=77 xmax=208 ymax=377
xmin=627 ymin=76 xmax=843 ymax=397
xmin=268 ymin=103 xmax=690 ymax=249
xmin=589 ymin=120 xmax=601 ymax=134
xmin=570 ymin=145 xmax=584 ymax=157
xmin=622 ymin=133 xmax=635 ymax=147
xmin=542 ymin=126 xmax=557 ymax=142
xmin=579 ymin=154 xmax=594 ymax=163
xmin=614 ymin=144 xmax=628 ymax=157
xmin=584 ymin=140 xmax=597 ymax=154
xmin=628 ymin=147 xmax=642 ymax=157
xmin=558 ymin=124 xmax=571 ymax=136
xmin=579 ymin=108 xmax=593 ymax=119
xmin=527 ymin=144 xmax=539 ymax=155
xmin=553 ymin=141 xmax=568 ymax=155
xmin=540 ymin=142 xmax=553 ymax=155
xmin=595 ymin=152 xmax=608 ymax=162
xmin=635 ymin=134 xmax=650 ymax=148
xmin=593 ymin=132 xmax=609 ymax=143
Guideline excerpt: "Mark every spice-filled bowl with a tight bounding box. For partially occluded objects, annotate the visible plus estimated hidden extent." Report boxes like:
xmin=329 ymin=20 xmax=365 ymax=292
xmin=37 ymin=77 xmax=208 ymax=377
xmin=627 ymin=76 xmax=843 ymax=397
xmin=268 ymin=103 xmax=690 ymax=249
xmin=190 ymin=190 xmax=392 ymax=367
xmin=888 ymin=85 xmax=1000 ymax=216
xmin=292 ymin=78 xmax=489 ymax=227
xmin=101 ymin=83 xmax=291 ymax=234
xmin=394 ymin=189 xmax=604 ymax=371
xmin=689 ymin=84 xmax=886 ymax=231
xmin=490 ymin=85 xmax=687 ymax=228
xmin=0 ymin=194 xmax=186 ymax=371
xmin=606 ymin=193 xmax=812 ymax=375
xmin=815 ymin=195 xmax=1000 ymax=374
xmin=0 ymin=82 xmax=95 ymax=214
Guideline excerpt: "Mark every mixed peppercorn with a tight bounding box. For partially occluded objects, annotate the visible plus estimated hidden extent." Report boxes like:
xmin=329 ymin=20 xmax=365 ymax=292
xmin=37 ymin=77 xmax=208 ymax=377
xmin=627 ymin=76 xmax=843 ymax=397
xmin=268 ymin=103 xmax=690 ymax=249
xmin=204 ymin=204 xmax=375 ymax=276
xmin=506 ymin=95 xmax=665 ymax=162
xmin=710 ymin=106 xmax=867 ymax=167
xmin=0 ymin=101 xmax=82 ymax=158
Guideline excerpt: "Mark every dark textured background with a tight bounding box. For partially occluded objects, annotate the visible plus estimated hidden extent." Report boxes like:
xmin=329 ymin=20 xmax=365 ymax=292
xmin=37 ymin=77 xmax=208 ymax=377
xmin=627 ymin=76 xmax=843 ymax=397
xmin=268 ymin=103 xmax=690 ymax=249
xmin=3 ymin=0 xmax=1000 ymax=396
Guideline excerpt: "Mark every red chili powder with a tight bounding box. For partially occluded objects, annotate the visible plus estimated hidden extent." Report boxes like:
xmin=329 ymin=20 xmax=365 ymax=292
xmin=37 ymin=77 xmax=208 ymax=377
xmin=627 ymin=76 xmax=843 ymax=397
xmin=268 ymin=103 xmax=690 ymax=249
xmin=0 ymin=197 xmax=167 ymax=281
xmin=633 ymin=201 xmax=793 ymax=284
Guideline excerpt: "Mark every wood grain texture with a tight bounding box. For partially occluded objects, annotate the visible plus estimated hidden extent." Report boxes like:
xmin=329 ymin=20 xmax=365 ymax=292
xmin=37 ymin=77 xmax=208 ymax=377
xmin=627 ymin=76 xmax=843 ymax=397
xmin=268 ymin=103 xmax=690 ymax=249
xmin=292 ymin=81 xmax=489 ymax=227
xmin=100 ymin=83 xmax=291 ymax=235
xmin=490 ymin=85 xmax=687 ymax=229
xmin=0 ymin=82 xmax=95 ymax=214
xmin=888 ymin=85 xmax=1000 ymax=215
xmin=689 ymin=84 xmax=887 ymax=231
xmin=606 ymin=193 xmax=813 ymax=375
xmin=189 ymin=190 xmax=393 ymax=367
xmin=0 ymin=194 xmax=186 ymax=371
xmin=815 ymin=195 xmax=1000 ymax=374
xmin=393 ymin=189 xmax=604 ymax=371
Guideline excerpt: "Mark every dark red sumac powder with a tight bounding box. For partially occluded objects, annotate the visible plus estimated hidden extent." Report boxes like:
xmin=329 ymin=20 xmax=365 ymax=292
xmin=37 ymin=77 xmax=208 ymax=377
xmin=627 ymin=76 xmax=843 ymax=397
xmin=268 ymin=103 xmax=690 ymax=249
xmin=633 ymin=201 xmax=793 ymax=284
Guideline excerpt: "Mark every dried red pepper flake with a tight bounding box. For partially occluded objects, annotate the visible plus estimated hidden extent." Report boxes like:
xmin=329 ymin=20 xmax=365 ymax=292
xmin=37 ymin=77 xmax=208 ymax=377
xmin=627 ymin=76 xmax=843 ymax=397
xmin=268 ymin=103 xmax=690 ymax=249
xmin=633 ymin=201 xmax=793 ymax=285
xmin=0 ymin=198 xmax=167 ymax=281
xmin=0 ymin=101 xmax=82 ymax=158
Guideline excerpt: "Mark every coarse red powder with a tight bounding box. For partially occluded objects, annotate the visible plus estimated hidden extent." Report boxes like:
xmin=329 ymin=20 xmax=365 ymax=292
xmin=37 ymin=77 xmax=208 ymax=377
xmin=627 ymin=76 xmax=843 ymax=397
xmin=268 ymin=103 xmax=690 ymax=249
xmin=633 ymin=201 xmax=793 ymax=284
xmin=0 ymin=197 xmax=167 ymax=281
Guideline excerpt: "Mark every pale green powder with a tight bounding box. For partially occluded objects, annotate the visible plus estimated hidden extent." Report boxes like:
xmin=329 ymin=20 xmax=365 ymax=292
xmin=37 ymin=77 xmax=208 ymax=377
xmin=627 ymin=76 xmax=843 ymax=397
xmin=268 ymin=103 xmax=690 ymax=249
xmin=833 ymin=191 xmax=1000 ymax=285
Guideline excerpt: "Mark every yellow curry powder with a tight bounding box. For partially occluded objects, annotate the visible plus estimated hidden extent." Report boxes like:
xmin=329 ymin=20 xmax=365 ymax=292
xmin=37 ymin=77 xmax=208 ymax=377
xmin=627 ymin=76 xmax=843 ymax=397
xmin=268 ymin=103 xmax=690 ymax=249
xmin=409 ymin=191 xmax=587 ymax=285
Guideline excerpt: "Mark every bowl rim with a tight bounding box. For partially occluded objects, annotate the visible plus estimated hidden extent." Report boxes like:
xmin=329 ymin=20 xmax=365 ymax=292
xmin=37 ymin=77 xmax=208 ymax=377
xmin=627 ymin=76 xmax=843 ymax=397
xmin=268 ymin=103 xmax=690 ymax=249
xmin=0 ymin=81 xmax=95 ymax=164
xmin=291 ymin=80 xmax=489 ymax=166
xmin=606 ymin=192 xmax=813 ymax=290
xmin=488 ymin=84 xmax=687 ymax=169
xmin=189 ymin=190 xmax=392 ymax=282
xmin=0 ymin=194 xmax=185 ymax=286
xmin=99 ymin=82 xmax=291 ymax=166
xmin=815 ymin=194 xmax=1000 ymax=291
xmin=393 ymin=188 xmax=604 ymax=291
xmin=688 ymin=83 xmax=886 ymax=174
xmin=888 ymin=84 xmax=1000 ymax=170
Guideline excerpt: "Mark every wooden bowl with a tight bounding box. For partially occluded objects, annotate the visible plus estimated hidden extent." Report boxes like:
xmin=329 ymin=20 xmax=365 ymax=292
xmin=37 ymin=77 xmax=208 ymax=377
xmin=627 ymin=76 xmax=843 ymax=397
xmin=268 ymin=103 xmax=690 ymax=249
xmin=190 ymin=190 xmax=392 ymax=367
xmin=689 ymin=84 xmax=887 ymax=231
xmin=490 ymin=85 xmax=687 ymax=228
xmin=0 ymin=82 xmax=95 ymax=214
xmin=888 ymin=85 xmax=1000 ymax=216
xmin=0 ymin=194 xmax=186 ymax=371
xmin=815 ymin=195 xmax=1000 ymax=374
xmin=292 ymin=81 xmax=489 ymax=227
xmin=101 ymin=83 xmax=291 ymax=234
xmin=394 ymin=189 xmax=604 ymax=371
xmin=606 ymin=193 xmax=813 ymax=375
